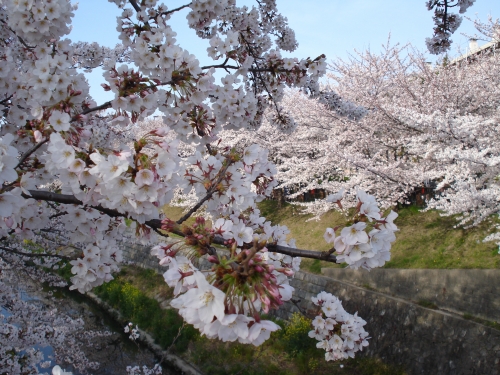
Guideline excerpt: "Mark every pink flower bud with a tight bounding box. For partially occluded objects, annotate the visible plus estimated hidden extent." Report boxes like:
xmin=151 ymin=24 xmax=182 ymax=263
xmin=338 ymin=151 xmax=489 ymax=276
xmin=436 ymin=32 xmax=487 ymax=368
xmin=267 ymin=286 xmax=280 ymax=299
xmin=260 ymin=294 xmax=270 ymax=306
xmin=207 ymin=255 xmax=219 ymax=264
xmin=262 ymin=303 xmax=270 ymax=314
xmin=280 ymin=268 xmax=294 ymax=277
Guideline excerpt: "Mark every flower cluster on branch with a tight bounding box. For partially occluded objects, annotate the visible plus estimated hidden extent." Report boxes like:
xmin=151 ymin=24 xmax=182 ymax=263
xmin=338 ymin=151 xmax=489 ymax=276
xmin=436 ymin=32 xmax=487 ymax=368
xmin=0 ymin=0 xmax=480 ymax=372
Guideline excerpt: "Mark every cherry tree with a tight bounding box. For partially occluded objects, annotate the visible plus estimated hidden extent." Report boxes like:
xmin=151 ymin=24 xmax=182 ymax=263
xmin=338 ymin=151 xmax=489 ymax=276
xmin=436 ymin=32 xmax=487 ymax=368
xmin=227 ymin=36 xmax=500 ymax=236
xmin=0 ymin=0 xmax=433 ymax=372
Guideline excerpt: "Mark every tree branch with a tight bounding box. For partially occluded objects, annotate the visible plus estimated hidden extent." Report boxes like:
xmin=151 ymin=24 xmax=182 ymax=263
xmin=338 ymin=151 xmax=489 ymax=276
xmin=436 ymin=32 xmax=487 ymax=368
xmin=267 ymin=243 xmax=337 ymax=262
xmin=15 ymin=139 xmax=49 ymax=169
xmin=0 ymin=95 xmax=13 ymax=105
xmin=128 ymin=0 xmax=141 ymax=12
xmin=23 ymin=190 xmax=337 ymax=262
xmin=176 ymin=160 xmax=233 ymax=224
xmin=76 ymin=101 xmax=112 ymax=118
xmin=161 ymin=3 xmax=191 ymax=16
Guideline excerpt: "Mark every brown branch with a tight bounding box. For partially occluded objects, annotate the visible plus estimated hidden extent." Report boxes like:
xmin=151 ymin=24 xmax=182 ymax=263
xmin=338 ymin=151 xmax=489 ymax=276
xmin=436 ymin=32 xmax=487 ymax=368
xmin=161 ymin=3 xmax=191 ymax=16
xmin=267 ymin=243 xmax=337 ymax=262
xmin=175 ymin=192 xmax=214 ymax=224
xmin=24 ymin=190 xmax=82 ymax=205
xmin=201 ymin=57 xmax=239 ymax=72
xmin=176 ymin=160 xmax=233 ymax=224
xmin=15 ymin=138 xmax=49 ymax=169
xmin=23 ymin=190 xmax=337 ymax=262
xmin=200 ymin=63 xmax=295 ymax=74
xmin=128 ymin=0 xmax=141 ymax=12
xmin=76 ymin=101 xmax=112 ymax=119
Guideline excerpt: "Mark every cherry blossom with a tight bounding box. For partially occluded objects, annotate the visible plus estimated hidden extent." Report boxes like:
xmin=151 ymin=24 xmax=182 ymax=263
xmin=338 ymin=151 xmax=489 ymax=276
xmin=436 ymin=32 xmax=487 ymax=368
xmin=0 ymin=0 xmax=462 ymax=371
xmin=309 ymin=292 xmax=369 ymax=361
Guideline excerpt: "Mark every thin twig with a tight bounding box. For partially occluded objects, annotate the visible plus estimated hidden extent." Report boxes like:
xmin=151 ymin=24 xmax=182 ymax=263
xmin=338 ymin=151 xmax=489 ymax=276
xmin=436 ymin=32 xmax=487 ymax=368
xmin=176 ymin=160 xmax=233 ymax=224
xmin=161 ymin=3 xmax=191 ymax=16
xmin=166 ymin=322 xmax=185 ymax=352
xmin=15 ymin=139 xmax=49 ymax=169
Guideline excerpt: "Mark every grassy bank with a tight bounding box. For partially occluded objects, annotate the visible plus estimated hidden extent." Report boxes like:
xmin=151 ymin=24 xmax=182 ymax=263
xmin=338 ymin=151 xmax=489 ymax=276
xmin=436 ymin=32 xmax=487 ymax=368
xmin=93 ymin=267 xmax=198 ymax=353
xmin=163 ymin=200 xmax=500 ymax=271
xmin=258 ymin=200 xmax=500 ymax=270
xmin=93 ymin=266 xmax=406 ymax=375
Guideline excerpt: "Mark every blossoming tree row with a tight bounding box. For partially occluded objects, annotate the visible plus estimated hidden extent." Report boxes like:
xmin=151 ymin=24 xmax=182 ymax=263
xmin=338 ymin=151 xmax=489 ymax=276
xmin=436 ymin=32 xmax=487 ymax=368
xmin=220 ymin=27 xmax=500 ymax=238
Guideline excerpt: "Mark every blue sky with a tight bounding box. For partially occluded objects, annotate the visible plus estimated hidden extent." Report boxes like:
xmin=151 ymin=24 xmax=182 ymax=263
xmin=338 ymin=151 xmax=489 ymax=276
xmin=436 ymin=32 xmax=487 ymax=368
xmin=70 ymin=0 xmax=500 ymax=105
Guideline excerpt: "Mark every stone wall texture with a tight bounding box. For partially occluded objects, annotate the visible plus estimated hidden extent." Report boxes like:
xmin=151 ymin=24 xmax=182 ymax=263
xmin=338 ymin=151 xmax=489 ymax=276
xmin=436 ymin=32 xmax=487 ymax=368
xmin=120 ymin=240 xmax=500 ymax=375
xmin=276 ymin=271 xmax=500 ymax=375
xmin=120 ymin=240 xmax=166 ymax=273
xmin=322 ymin=268 xmax=500 ymax=322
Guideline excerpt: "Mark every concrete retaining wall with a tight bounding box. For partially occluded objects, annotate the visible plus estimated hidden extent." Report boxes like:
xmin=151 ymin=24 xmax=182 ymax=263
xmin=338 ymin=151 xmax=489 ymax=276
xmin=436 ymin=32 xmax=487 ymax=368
xmin=119 ymin=240 xmax=500 ymax=375
xmin=275 ymin=271 xmax=500 ymax=375
xmin=322 ymin=268 xmax=500 ymax=322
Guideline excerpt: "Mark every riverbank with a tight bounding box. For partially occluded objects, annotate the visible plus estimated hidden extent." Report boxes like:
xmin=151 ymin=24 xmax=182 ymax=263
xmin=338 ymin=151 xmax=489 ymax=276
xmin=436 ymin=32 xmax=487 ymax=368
xmin=86 ymin=291 xmax=203 ymax=375
xmin=91 ymin=265 xmax=406 ymax=375
xmin=165 ymin=201 xmax=500 ymax=271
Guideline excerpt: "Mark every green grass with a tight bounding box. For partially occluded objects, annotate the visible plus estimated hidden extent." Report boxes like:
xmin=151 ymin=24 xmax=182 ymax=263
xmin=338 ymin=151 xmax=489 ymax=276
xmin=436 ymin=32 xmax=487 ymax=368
xmin=463 ymin=313 xmax=500 ymax=331
xmin=94 ymin=266 xmax=406 ymax=375
xmin=255 ymin=200 xmax=500 ymax=270
xmin=416 ymin=300 xmax=439 ymax=310
xmin=386 ymin=206 xmax=500 ymax=269
xmin=93 ymin=267 xmax=197 ymax=353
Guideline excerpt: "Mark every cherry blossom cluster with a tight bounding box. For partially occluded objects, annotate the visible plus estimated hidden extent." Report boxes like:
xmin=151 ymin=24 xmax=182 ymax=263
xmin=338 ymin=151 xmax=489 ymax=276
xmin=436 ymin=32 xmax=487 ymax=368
xmin=324 ymin=190 xmax=398 ymax=270
xmin=52 ymin=365 xmax=73 ymax=375
xmin=308 ymin=292 xmax=369 ymax=361
xmin=1 ymin=0 xmax=462 ymax=370
xmin=72 ymin=41 xmax=129 ymax=70
xmin=151 ymin=214 xmax=299 ymax=345
xmin=315 ymin=89 xmax=368 ymax=121
xmin=126 ymin=364 xmax=162 ymax=375
xmin=425 ymin=0 xmax=476 ymax=54
xmin=124 ymin=322 xmax=140 ymax=341
xmin=5 ymin=0 xmax=76 ymax=42
xmin=221 ymin=37 xmax=500 ymax=242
